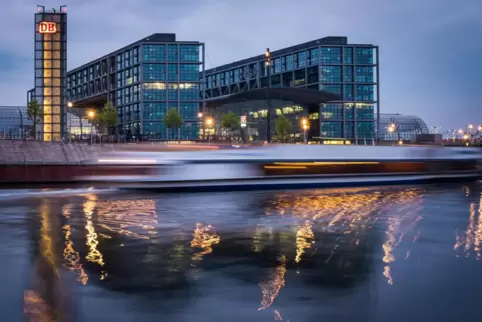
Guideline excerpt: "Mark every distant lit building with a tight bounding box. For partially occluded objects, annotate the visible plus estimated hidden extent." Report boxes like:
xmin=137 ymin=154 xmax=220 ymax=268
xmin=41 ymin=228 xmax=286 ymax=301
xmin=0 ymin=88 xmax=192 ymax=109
xmin=378 ymin=113 xmax=429 ymax=142
xmin=204 ymin=37 xmax=379 ymax=144
xmin=30 ymin=5 xmax=68 ymax=142
xmin=66 ymin=33 xmax=204 ymax=141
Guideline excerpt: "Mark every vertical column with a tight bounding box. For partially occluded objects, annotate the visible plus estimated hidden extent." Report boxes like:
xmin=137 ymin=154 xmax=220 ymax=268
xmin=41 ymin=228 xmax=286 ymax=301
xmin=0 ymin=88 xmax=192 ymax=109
xmin=376 ymin=46 xmax=380 ymax=144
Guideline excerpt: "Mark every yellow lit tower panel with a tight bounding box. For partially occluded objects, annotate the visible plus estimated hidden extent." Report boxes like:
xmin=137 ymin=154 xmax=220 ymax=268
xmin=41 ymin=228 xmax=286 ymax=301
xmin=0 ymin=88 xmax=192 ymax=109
xmin=34 ymin=5 xmax=67 ymax=141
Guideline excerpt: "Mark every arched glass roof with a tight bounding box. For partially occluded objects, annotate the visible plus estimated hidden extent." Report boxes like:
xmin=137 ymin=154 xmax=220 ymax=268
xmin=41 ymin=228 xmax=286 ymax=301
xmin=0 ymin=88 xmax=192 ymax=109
xmin=378 ymin=113 xmax=429 ymax=141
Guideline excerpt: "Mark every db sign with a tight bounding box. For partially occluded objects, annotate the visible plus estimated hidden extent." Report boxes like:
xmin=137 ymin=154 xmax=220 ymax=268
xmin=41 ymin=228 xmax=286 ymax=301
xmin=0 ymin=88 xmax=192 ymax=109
xmin=38 ymin=22 xmax=56 ymax=34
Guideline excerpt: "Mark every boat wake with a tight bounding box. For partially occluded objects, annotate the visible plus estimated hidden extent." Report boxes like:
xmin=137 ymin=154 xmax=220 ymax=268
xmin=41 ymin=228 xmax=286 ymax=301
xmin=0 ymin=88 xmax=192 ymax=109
xmin=0 ymin=188 xmax=118 ymax=201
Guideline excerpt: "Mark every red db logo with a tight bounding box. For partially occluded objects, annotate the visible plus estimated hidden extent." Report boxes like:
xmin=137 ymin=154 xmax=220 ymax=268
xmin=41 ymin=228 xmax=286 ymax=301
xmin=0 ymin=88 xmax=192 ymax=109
xmin=38 ymin=22 xmax=56 ymax=34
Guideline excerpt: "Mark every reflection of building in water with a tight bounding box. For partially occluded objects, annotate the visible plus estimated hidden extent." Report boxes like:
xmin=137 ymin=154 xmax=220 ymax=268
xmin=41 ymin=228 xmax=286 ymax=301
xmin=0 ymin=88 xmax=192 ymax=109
xmin=62 ymin=204 xmax=88 ymax=285
xmin=258 ymin=255 xmax=286 ymax=310
xmin=190 ymin=223 xmax=220 ymax=260
xmin=454 ymin=188 xmax=482 ymax=260
xmin=95 ymin=199 xmax=157 ymax=240
xmin=265 ymin=187 xmax=424 ymax=286
xmin=83 ymin=194 xmax=106 ymax=280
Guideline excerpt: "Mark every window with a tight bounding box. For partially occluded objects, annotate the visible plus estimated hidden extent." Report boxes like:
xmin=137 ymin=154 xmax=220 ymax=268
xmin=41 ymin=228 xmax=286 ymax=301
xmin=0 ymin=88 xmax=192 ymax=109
xmin=355 ymin=85 xmax=374 ymax=101
xmin=357 ymin=122 xmax=375 ymax=139
xmin=344 ymin=47 xmax=353 ymax=64
xmin=167 ymin=64 xmax=178 ymax=81
xmin=143 ymin=45 xmax=166 ymax=61
xmin=321 ymin=47 xmax=341 ymax=64
xmin=144 ymin=64 xmax=166 ymax=81
xmin=320 ymin=122 xmax=342 ymax=138
xmin=344 ymin=66 xmax=353 ymax=82
xmin=345 ymin=103 xmax=354 ymax=120
xmin=179 ymin=102 xmax=200 ymax=120
xmin=143 ymin=102 xmax=166 ymax=120
xmin=320 ymin=103 xmax=342 ymax=120
xmin=179 ymin=83 xmax=199 ymax=100
xmin=297 ymin=51 xmax=307 ymax=68
xmin=167 ymin=84 xmax=178 ymax=100
xmin=190 ymin=68 xmax=204 ymax=84
xmin=143 ymin=82 xmax=167 ymax=100
xmin=356 ymin=103 xmax=375 ymax=120
xmin=286 ymin=54 xmax=294 ymax=71
xmin=345 ymin=122 xmax=354 ymax=138
xmin=344 ymin=85 xmax=354 ymax=101
xmin=320 ymin=66 xmax=342 ymax=83
xmin=355 ymin=48 xmax=374 ymax=64
xmin=309 ymin=48 xmax=319 ymax=65
xmin=168 ymin=45 xmax=178 ymax=61
xmin=179 ymin=45 xmax=200 ymax=62
xmin=355 ymin=66 xmax=374 ymax=83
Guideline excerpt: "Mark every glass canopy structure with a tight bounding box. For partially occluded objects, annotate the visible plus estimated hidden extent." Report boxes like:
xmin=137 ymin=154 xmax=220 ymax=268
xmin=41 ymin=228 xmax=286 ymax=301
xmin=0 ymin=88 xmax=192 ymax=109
xmin=379 ymin=113 xmax=429 ymax=142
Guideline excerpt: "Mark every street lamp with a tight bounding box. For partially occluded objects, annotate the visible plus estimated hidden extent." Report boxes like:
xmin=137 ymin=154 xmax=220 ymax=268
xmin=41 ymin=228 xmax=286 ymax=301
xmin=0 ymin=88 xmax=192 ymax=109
xmin=198 ymin=112 xmax=204 ymax=141
xmin=88 ymin=110 xmax=95 ymax=144
xmin=265 ymin=48 xmax=272 ymax=143
xmin=205 ymin=117 xmax=213 ymax=144
xmin=301 ymin=118 xmax=309 ymax=144
xmin=67 ymin=102 xmax=73 ymax=108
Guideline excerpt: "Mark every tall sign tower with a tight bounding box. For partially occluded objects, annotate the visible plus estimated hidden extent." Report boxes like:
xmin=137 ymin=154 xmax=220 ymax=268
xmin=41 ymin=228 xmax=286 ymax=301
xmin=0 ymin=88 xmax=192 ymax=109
xmin=34 ymin=5 xmax=67 ymax=141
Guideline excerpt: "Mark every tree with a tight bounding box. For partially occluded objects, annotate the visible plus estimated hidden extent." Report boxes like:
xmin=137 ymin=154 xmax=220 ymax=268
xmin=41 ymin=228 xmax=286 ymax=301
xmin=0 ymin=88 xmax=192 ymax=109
xmin=275 ymin=115 xmax=292 ymax=143
xmin=221 ymin=111 xmax=239 ymax=143
xmin=27 ymin=99 xmax=41 ymax=140
xmin=98 ymin=101 xmax=117 ymax=142
xmin=165 ymin=108 xmax=184 ymax=142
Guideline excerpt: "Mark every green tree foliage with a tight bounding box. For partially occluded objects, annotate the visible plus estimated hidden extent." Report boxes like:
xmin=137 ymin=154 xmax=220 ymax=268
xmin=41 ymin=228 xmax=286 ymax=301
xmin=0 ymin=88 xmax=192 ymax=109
xmin=98 ymin=101 xmax=117 ymax=135
xmin=221 ymin=111 xmax=239 ymax=142
xmin=27 ymin=99 xmax=41 ymax=139
xmin=165 ymin=108 xmax=184 ymax=142
xmin=275 ymin=115 xmax=292 ymax=143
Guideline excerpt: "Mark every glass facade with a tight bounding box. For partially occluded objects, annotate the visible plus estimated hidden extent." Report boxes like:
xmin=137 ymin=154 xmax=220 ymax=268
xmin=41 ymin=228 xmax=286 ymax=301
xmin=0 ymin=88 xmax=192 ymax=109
xmin=0 ymin=107 xmax=32 ymax=139
xmin=379 ymin=113 xmax=429 ymax=142
xmin=204 ymin=37 xmax=378 ymax=144
xmin=64 ymin=34 xmax=204 ymax=141
xmin=34 ymin=10 xmax=67 ymax=142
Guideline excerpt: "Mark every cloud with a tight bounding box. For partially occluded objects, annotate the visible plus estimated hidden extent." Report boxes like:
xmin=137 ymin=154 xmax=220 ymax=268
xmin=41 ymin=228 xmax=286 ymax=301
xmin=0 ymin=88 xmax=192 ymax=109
xmin=0 ymin=0 xmax=480 ymax=128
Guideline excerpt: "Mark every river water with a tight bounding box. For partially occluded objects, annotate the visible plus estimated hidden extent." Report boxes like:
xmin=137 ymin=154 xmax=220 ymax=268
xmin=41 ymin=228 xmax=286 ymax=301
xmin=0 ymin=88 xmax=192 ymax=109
xmin=1 ymin=183 xmax=482 ymax=322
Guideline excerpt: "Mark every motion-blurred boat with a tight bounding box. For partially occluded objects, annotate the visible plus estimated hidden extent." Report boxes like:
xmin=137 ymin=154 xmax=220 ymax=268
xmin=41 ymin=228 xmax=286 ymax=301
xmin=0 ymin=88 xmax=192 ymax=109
xmin=80 ymin=145 xmax=482 ymax=191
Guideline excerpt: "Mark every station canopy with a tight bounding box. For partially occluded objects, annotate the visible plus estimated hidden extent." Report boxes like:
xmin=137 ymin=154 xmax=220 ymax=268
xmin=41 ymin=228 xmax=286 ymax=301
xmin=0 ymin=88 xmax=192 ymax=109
xmin=205 ymin=87 xmax=340 ymax=108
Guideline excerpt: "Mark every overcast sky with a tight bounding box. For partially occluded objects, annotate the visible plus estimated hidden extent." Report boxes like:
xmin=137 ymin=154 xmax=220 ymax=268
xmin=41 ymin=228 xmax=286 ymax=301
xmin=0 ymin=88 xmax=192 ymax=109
xmin=0 ymin=0 xmax=480 ymax=129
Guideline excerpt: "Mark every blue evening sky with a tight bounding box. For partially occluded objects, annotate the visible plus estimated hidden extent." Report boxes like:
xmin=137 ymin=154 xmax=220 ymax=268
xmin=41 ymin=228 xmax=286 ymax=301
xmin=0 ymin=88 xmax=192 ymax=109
xmin=0 ymin=0 xmax=480 ymax=129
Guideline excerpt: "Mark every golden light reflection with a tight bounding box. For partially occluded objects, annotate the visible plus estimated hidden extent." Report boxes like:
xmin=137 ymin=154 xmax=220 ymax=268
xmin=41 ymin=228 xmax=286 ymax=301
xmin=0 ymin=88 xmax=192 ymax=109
xmin=259 ymin=255 xmax=287 ymax=310
xmin=190 ymin=223 xmax=221 ymax=260
xmin=96 ymin=200 xmax=157 ymax=240
xmin=295 ymin=221 xmax=314 ymax=263
xmin=455 ymin=198 xmax=482 ymax=259
xmin=39 ymin=202 xmax=57 ymax=275
xmin=61 ymin=205 xmax=88 ymax=285
xmin=265 ymin=188 xmax=424 ymax=286
xmin=84 ymin=194 xmax=106 ymax=279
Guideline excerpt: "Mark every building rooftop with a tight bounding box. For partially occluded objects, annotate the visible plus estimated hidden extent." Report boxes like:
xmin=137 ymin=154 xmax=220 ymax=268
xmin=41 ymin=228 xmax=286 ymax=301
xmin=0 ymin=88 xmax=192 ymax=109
xmin=68 ymin=33 xmax=202 ymax=74
xmin=205 ymin=36 xmax=376 ymax=74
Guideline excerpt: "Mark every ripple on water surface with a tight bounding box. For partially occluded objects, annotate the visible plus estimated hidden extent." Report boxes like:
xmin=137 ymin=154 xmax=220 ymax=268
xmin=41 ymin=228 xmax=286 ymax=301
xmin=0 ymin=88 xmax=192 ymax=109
xmin=1 ymin=183 xmax=482 ymax=321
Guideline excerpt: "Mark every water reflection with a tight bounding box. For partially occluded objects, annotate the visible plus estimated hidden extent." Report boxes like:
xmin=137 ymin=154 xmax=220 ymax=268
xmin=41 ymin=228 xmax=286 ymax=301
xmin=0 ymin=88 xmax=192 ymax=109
xmin=454 ymin=187 xmax=482 ymax=260
xmin=14 ymin=183 xmax=482 ymax=321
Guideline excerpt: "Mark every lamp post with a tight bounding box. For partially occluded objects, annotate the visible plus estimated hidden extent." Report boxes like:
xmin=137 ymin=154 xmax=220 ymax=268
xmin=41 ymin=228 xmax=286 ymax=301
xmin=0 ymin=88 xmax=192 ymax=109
xmin=206 ymin=117 xmax=213 ymax=145
xmin=301 ymin=118 xmax=309 ymax=144
xmin=198 ymin=112 xmax=204 ymax=141
xmin=88 ymin=110 xmax=95 ymax=144
xmin=388 ymin=124 xmax=395 ymax=146
xmin=265 ymin=48 xmax=272 ymax=143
